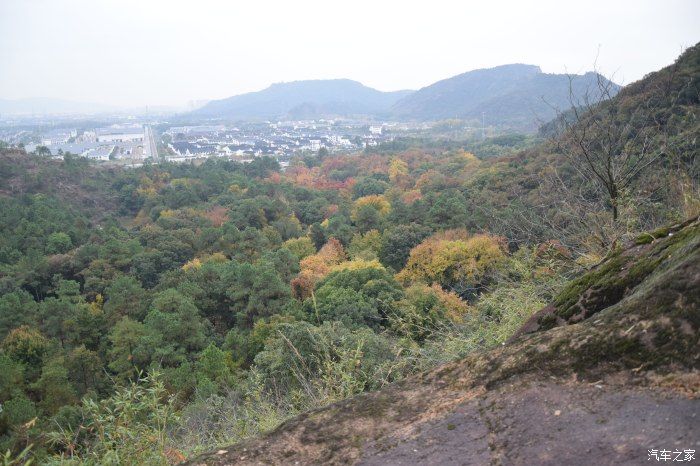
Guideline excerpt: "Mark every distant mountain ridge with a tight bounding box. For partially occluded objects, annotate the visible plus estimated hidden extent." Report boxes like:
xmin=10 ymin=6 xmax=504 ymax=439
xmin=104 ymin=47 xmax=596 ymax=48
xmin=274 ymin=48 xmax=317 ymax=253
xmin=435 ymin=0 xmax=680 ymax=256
xmin=390 ymin=64 xmax=621 ymax=130
xmin=191 ymin=79 xmax=412 ymax=120
xmin=190 ymin=66 xmax=620 ymax=131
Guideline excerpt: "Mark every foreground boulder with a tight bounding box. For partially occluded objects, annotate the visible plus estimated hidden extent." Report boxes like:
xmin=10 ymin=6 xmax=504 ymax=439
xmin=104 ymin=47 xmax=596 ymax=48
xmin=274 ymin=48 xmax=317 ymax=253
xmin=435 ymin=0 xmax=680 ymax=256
xmin=186 ymin=218 xmax=700 ymax=465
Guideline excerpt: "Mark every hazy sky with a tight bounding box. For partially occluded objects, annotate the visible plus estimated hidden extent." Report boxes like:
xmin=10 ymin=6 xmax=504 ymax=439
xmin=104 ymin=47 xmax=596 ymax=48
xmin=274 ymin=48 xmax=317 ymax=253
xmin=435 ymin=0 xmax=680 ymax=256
xmin=1 ymin=0 xmax=698 ymax=108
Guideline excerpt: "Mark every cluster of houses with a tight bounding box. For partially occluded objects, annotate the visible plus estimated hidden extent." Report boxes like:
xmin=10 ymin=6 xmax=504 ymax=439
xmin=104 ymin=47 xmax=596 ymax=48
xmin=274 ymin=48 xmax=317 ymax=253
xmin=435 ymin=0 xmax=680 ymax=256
xmin=163 ymin=120 xmax=392 ymax=161
xmin=23 ymin=124 xmax=147 ymax=161
xmin=3 ymin=119 xmax=421 ymax=165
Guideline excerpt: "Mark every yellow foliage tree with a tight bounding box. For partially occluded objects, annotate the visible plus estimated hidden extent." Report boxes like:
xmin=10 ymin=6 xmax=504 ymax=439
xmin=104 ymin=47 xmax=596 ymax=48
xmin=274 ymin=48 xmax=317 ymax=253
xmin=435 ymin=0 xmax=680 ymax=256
xmin=330 ymin=258 xmax=385 ymax=273
xmin=182 ymin=252 xmax=228 ymax=272
xmin=388 ymin=157 xmax=409 ymax=186
xmin=396 ymin=230 xmax=506 ymax=296
xmin=228 ymin=183 xmax=246 ymax=194
xmin=351 ymin=195 xmax=391 ymax=221
xmin=182 ymin=257 xmax=202 ymax=271
xmin=452 ymin=149 xmax=479 ymax=164
xmin=207 ymin=252 xmax=228 ymax=264
xmin=90 ymin=294 xmax=104 ymax=315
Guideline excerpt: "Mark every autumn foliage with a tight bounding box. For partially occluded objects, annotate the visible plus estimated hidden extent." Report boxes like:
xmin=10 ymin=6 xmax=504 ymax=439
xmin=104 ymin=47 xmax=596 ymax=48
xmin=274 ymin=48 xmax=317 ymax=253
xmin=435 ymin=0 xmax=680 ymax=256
xmin=203 ymin=205 xmax=229 ymax=227
xmin=284 ymin=166 xmax=356 ymax=192
xmin=292 ymin=238 xmax=347 ymax=298
xmin=351 ymin=195 xmax=391 ymax=220
xmin=396 ymin=230 xmax=506 ymax=296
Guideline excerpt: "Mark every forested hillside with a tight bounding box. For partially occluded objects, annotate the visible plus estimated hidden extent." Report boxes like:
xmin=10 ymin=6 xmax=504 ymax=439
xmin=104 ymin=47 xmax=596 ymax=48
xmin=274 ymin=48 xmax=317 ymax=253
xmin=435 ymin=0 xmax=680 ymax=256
xmin=390 ymin=64 xmax=621 ymax=130
xmin=0 ymin=45 xmax=697 ymax=465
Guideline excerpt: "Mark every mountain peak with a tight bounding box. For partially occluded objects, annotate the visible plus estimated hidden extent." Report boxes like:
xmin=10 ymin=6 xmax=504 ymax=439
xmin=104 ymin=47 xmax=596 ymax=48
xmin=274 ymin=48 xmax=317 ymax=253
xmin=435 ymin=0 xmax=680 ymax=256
xmin=390 ymin=64 xmax=618 ymax=130
xmin=266 ymin=78 xmax=364 ymax=89
xmin=472 ymin=63 xmax=542 ymax=74
xmin=192 ymin=79 xmax=410 ymax=120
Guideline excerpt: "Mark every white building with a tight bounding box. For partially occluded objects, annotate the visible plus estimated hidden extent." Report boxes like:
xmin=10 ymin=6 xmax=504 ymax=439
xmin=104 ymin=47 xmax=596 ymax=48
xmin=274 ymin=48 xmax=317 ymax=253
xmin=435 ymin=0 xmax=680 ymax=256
xmin=97 ymin=132 xmax=144 ymax=143
xmin=84 ymin=146 xmax=114 ymax=161
xmin=96 ymin=125 xmax=145 ymax=143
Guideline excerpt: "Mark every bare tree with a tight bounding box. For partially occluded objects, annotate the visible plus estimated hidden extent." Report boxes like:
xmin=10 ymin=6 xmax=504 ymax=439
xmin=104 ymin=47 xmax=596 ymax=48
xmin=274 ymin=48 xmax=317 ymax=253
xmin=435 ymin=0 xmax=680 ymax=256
xmin=531 ymin=52 xmax=699 ymax=255
xmin=552 ymin=70 xmax=671 ymax=223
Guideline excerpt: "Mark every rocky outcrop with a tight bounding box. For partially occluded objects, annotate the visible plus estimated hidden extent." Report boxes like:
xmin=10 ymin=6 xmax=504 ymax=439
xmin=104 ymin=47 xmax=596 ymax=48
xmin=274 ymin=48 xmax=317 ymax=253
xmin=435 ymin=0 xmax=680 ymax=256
xmin=185 ymin=218 xmax=700 ymax=465
xmin=512 ymin=216 xmax=699 ymax=338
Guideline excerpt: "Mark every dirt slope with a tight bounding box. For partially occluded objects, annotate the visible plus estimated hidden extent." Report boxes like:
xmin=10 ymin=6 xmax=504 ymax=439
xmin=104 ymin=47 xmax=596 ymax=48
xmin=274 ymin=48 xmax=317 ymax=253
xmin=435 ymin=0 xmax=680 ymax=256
xmin=185 ymin=218 xmax=700 ymax=465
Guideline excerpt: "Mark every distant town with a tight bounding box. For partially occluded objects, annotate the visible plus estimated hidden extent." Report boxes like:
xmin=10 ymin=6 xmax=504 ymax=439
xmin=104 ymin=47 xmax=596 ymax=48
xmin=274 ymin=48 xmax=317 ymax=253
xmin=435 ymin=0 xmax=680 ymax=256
xmin=0 ymin=117 xmax=433 ymax=167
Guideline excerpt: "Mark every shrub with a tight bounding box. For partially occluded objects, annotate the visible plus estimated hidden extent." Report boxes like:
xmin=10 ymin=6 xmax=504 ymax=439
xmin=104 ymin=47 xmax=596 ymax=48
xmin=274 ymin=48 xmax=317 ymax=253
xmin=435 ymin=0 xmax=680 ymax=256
xmin=389 ymin=284 xmax=472 ymax=342
xmin=46 ymin=372 xmax=178 ymax=465
xmin=253 ymin=321 xmax=402 ymax=397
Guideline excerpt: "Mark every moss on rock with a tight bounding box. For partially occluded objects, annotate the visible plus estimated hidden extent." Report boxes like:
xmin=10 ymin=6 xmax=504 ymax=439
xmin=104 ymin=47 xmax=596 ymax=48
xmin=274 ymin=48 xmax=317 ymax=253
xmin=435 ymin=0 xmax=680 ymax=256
xmin=526 ymin=217 xmax=700 ymax=332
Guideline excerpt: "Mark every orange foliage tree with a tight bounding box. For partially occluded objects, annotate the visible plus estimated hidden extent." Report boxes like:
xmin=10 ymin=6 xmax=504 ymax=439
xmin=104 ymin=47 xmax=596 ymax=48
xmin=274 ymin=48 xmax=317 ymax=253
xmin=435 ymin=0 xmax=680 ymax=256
xmin=283 ymin=166 xmax=355 ymax=193
xmin=291 ymin=238 xmax=347 ymax=298
xmin=203 ymin=205 xmax=229 ymax=227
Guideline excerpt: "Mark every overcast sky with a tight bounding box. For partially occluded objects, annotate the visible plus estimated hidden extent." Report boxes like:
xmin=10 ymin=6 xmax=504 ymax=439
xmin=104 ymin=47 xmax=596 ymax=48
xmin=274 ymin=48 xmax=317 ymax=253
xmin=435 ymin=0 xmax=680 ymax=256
xmin=0 ymin=0 xmax=698 ymax=108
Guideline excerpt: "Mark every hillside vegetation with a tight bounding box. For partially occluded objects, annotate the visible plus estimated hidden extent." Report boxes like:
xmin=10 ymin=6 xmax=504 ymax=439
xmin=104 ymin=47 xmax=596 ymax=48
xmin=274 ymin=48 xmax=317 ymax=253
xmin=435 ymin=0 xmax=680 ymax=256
xmin=187 ymin=216 xmax=699 ymax=465
xmin=0 ymin=45 xmax=697 ymax=465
